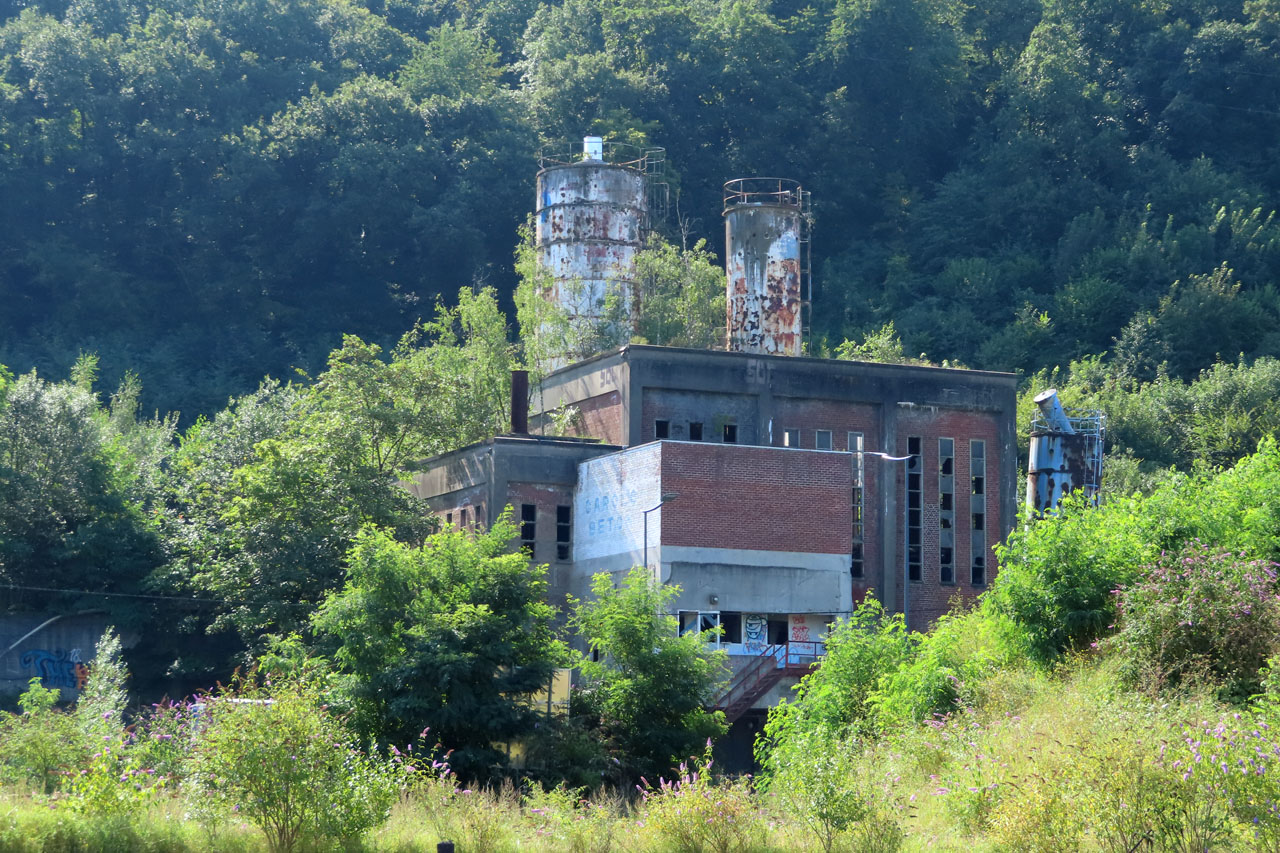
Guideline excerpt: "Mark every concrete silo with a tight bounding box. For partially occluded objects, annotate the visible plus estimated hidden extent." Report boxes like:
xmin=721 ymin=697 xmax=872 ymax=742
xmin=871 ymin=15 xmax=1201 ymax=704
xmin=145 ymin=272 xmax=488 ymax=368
xmin=723 ymin=178 xmax=811 ymax=356
xmin=535 ymin=138 xmax=665 ymax=353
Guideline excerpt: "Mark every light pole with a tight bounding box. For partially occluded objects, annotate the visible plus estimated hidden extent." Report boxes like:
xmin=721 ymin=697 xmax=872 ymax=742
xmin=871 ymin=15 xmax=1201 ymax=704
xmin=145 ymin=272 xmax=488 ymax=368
xmin=853 ymin=451 xmax=913 ymax=629
xmin=642 ymin=492 xmax=679 ymax=582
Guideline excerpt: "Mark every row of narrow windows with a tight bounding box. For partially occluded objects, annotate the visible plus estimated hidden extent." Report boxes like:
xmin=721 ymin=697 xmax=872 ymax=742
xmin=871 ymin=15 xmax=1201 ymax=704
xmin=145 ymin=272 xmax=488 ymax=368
xmin=654 ymin=419 xmax=735 ymax=443
xmin=854 ymin=436 xmax=987 ymax=587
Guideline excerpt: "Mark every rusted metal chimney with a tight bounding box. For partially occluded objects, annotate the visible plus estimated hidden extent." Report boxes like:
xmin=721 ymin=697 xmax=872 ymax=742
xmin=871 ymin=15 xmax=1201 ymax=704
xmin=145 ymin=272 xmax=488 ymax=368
xmin=1026 ymin=389 xmax=1105 ymax=514
xmin=723 ymin=178 xmax=810 ymax=356
xmin=510 ymin=370 xmax=529 ymax=434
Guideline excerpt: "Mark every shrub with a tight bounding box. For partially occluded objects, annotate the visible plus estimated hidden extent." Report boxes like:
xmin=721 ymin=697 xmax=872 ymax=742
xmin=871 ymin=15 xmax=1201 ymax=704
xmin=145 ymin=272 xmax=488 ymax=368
xmin=61 ymin=737 xmax=162 ymax=817
xmin=1113 ymin=542 xmax=1280 ymax=699
xmin=763 ymin=724 xmax=906 ymax=853
xmin=637 ymin=742 xmax=767 ymax=853
xmin=0 ymin=679 xmax=81 ymax=794
xmin=990 ymin=493 xmax=1155 ymax=664
xmin=184 ymin=677 xmax=396 ymax=853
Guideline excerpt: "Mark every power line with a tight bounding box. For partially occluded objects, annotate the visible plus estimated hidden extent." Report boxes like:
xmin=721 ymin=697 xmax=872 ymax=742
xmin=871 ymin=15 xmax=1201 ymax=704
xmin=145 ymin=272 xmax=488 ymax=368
xmin=0 ymin=583 xmax=220 ymax=605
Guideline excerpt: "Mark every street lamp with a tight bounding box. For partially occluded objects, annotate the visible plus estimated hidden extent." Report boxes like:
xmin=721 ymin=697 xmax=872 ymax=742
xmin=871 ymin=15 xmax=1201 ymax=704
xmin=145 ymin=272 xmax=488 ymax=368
xmin=853 ymin=451 xmax=913 ymax=629
xmin=642 ymin=491 xmax=680 ymax=582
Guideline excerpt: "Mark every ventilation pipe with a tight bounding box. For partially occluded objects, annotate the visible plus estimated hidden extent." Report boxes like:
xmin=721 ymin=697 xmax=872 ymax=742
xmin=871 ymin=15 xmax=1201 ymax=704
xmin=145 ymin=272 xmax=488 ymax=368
xmin=1026 ymin=389 xmax=1105 ymax=514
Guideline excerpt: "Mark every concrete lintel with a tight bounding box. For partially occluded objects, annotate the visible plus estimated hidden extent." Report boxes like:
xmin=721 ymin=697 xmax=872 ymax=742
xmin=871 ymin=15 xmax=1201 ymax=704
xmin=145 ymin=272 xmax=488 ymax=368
xmin=658 ymin=545 xmax=850 ymax=573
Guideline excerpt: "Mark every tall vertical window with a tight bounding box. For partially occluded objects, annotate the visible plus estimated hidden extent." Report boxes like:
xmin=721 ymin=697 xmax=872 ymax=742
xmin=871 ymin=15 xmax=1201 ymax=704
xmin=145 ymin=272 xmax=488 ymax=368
xmin=850 ymin=432 xmax=864 ymax=578
xmin=971 ymin=440 xmax=987 ymax=585
xmin=784 ymin=428 xmax=800 ymax=448
xmin=655 ymin=419 xmax=670 ymax=439
xmin=907 ymin=436 xmax=922 ymax=582
xmin=723 ymin=423 xmax=738 ymax=443
xmin=939 ymin=438 xmax=955 ymax=584
xmin=815 ymin=430 xmax=833 ymax=451
xmin=520 ymin=503 xmax=536 ymax=559
xmin=556 ymin=505 xmax=572 ymax=560
xmin=689 ymin=422 xmax=703 ymax=441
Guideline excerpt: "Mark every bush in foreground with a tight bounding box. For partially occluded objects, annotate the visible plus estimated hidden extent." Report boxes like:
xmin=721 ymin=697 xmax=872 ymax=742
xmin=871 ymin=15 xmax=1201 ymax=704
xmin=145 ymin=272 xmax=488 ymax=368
xmin=185 ymin=677 xmax=396 ymax=853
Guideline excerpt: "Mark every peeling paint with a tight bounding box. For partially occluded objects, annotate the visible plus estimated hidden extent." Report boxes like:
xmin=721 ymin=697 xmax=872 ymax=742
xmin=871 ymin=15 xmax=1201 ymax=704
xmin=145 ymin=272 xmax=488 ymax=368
xmin=535 ymin=163 xmax=646 ymax=338
xmin=723 ymin=179 xmax=805 ymax=357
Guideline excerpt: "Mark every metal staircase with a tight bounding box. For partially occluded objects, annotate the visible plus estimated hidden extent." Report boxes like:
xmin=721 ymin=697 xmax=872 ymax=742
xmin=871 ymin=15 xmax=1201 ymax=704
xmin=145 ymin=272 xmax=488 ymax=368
xmin=712 ymin=644 xmax=822 ymax=724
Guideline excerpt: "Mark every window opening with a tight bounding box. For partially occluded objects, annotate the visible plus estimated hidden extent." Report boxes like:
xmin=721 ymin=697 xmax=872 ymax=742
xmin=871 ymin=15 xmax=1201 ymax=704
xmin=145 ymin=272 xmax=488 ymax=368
xmin=971 ymin=439 xmax=987 ymax=585
xmin=721 ymin=612 xmax=742 ymax=644
xmin=723 ymin=423 xmax=738 ymax=443
xmin=556 ymin=505 xmax=571 ymax=561
xmin=655 ymin=419 xmax=670 ymax=439
xmin=784 ymin=428 xmax=800 ymax=448
xmin=907 ymin=436 xmax=922 ymax=582
xmin=520 ymin=503 xmax=536 ymax=559
xmin=939 ymin=438 xmax=955 ymax=584
xmin=689 ymin=422 xmax=703 ymax=441
xmin=850 ymin=432 xmax=864 ymax=578
xmin=816 ymin=430 xmax=832 ymax=451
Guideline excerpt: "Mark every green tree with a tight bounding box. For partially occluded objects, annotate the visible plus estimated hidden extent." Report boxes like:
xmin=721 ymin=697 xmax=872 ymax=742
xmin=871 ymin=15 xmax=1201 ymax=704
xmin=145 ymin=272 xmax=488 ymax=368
xmin=313 ymin=516 xmax=566 ymax=780
xmin=0 ymin=364 xmax=168 ymax=618
xmin=632 ymin=235 xmax=726 ymax=350
xmin=186 ymin=675 xmax=395 ymax=853
xmin=163 ymin=288 xmax=513 ymax=649
xmin=568 ymin=568 xmax=728 ymax=782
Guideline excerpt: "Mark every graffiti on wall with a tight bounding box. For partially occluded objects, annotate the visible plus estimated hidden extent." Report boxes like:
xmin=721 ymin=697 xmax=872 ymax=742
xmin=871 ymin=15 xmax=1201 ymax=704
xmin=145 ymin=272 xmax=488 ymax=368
xmin=743 ymin=613 xmax=768 ymax=651
xmin=574 ymin=444 xmax=661 ymax=562
xmin=19 ymin=649 xmax=89 ymax=691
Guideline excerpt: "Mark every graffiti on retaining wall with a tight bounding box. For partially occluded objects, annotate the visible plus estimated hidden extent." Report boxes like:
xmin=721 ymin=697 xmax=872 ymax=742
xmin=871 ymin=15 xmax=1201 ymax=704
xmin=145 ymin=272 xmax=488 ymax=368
xmin=19 ymin=649 xmax=88 ymax=691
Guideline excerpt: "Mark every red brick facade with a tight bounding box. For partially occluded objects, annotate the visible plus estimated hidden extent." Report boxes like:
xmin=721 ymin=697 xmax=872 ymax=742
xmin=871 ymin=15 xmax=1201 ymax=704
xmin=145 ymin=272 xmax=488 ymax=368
xmin=891 ymin=409 xmax=1003 ymax=627
xmin=565 ymin=391 xmax=624 ymax=445
xmin=658 ymin=443 xmax=853 ymax=555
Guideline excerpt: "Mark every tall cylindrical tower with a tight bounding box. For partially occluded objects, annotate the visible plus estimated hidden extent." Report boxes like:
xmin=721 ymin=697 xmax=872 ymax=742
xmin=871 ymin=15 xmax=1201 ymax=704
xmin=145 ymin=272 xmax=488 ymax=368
xmin=535 ymin=138 xmax=658 ymax=352
xmin=723 ymin=178 xmax=808 ymax=356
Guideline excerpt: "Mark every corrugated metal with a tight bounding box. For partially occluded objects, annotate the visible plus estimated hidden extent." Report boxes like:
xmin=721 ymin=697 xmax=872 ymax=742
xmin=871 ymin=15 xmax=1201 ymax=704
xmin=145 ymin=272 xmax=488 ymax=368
xmin=723 ymin=178 xmax=806 ymax=356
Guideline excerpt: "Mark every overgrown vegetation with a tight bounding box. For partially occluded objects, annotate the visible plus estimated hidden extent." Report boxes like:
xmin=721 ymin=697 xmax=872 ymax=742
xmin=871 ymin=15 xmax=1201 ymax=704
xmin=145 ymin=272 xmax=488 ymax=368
xmin=1 ymin=444 xmax=1278 ymax=849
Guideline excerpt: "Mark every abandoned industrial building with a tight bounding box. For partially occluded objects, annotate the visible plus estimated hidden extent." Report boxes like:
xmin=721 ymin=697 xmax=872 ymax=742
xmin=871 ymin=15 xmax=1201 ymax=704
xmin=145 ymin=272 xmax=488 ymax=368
xmin=408 ymin=138 xmax=1020 ymax=725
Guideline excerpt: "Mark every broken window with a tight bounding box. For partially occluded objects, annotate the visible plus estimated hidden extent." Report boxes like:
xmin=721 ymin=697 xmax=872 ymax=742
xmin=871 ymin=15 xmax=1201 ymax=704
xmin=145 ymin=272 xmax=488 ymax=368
xmin=556 ymin=505 xmax=571 ymax=561
xmin=655 ymin=419 xmax=670 ymax=439
xmin=851 ymin=432 xmax=865 ymax=578
xmin=971 ymin=439 xmax=987 ymax=585
xmin=689 ymin=422 xmax=703 ymax=441
xmin=816 ymin=430 xmax=832 ymax=451
xmin=767 ymin=618 xmax=788 ymax=645
xmin=907 ymin=436 xmax=922 ymax=582
xmin=720 ymin=612 xmax=742 ymax=644
xmin=939 ymin=438 xmax=955 ymax=584
xmin=723 ymin=423 xmax=737 ymax=443
xmin=520 ymin=503 xmax=536 ymax=559
xmin=784 ymin=428 xmax=800 ymax=448
xmin=445 ymin=512 xmax=452 ymax=526
xmin=699 ymin=612 xmax=721 ymax=644
xmin=679 ymin=611 xmax=698 ymax=635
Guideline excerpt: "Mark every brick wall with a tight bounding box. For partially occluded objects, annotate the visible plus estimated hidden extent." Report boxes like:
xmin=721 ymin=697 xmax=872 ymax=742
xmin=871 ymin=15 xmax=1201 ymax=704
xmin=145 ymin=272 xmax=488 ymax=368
xmin=506 ymin=481 xmax=577 ymax=603
xmin=428 ymin=484 xmax=489 ymax=534
xmin=891 ymin=408 xmax=1004 ymax=629
xmin=560 ymin=391 xmax=624 ymax=445
xmin=659 ymin=443 xmax=853 ymax=555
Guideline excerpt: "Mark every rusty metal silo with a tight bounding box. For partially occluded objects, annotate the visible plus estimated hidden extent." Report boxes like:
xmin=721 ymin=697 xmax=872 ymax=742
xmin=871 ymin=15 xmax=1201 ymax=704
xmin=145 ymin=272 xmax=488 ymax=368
xmin=535 ymin=139 xmax=665 ymax=353
xmin=723 ymin=178 xmax=811 ymax=356
xmin=1026 ymin=389 xmax=1106 ymax=514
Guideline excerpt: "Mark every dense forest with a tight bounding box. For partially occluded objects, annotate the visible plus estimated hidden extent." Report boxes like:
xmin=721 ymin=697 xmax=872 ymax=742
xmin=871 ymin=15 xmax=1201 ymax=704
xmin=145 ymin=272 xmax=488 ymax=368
xmin=4 ymin=0 xmax=1280 ymax=419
